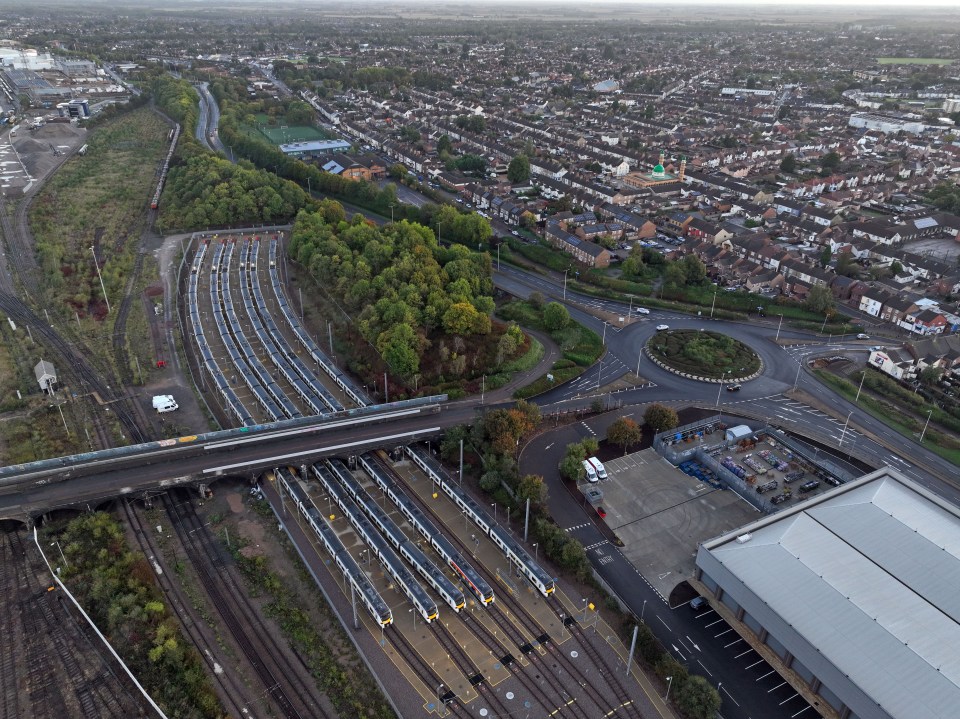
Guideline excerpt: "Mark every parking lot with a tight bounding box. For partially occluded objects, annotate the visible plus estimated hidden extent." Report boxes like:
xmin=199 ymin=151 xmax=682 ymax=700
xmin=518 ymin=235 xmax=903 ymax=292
xmin=584 ymin=447 xmax=760 ymax=599
xmin=688 ymin=601 xmax=818 ymax=718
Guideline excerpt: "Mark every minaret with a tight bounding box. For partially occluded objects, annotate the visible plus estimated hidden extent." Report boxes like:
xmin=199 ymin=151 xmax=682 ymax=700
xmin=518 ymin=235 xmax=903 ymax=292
xmin=659 ymin=150 xmax=666 ymax=168
xmin=679 ymin=156 xmax=687 ymax=183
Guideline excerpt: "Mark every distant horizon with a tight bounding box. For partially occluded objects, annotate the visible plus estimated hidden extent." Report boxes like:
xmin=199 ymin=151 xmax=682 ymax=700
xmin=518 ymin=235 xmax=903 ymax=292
xmin=2 ymin=0 xmax=960 ymax=6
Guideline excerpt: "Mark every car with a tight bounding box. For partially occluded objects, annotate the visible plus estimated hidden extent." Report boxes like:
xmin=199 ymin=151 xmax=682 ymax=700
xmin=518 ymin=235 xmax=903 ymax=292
xmin=870 ymin=346 xmax=884 ymax=352
xmin=636 ymin=307 xmax=650 ymax=315
xmin=656 ymin=324 xmax=670 ymax=331
xmin=856 ymin=333 xmax=870 ymax=340
xmin=726 ymin=384 xmax=741 ymax=392
xmin=689 ymin=596 xmax=708 ymax=611
xmin=596 ymin=506 xmax=607 ymax=518
xmin=511 ymin=230 xmax=520 ymax=237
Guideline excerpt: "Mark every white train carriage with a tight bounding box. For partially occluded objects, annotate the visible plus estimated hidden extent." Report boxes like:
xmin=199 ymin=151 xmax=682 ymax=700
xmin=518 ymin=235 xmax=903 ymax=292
xmin=404 ymin=445 xmax=556 ymax=598
xmin=275 ymin=468 xmax=391 ymax=627
xmin=327 ymin=459 xmax=465 ymax=613
xmin=360 ymin=452 xmax=495 ymax=606
xmin=311 ymin=463 xmax=439 ymax=623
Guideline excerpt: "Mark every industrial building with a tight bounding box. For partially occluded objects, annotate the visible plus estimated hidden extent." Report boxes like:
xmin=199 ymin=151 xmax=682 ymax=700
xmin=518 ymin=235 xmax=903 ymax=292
xmin=848 ymin=112 xmax=926 ymax=135
xmin=278 ymin=139 xmax=351 ymax=158
xmin=693 ymin=467 xmax=960 ymax=719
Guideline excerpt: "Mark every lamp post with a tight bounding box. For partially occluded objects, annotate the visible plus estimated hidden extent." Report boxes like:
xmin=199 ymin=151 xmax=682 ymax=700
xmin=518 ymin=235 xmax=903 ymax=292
xmin=710 ymin=290 xmax=717 ymax=319
xmin=716 ymin=370 xmax=729 ymax=406
xmin=90 ymin=246 xmax=111 ymax=313
xmin=919 ymin=409 xmax=933 ymax=444
xmin=437 ymin=684 xmax=446 ymax=717
xmin=664 ymin=676 xmax=673 ymax=702
xmin=641 ymin=599 xmax=647 ymax=623
xmin=533 ymin=542 xmax=538 ymax=561
xmin=389 ymin=202 xmax=395 ymax=223
xmin=51 ymin=541 xmax=67 ymax=567
xmin=855 ymin=371 xmax=866 ymax=403
xmin=776 ymin=313 xmax=784 ymax=341
xmin=794 ymin=359 xmax=803 ymax=391
xmin=838 ymin=410 xmax=854 ymax=448
xmin=491 ymin=502 xmax=498 ymax=524
xmin=563 ymin=269 xmax=569 ymax=301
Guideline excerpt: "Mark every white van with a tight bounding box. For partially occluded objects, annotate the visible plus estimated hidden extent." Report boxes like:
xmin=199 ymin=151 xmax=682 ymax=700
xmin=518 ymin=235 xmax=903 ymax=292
xmin=152 ymin=394 xmax=179 ymax=414
xmin=588 ymin=457 xmax=607 ymax=481
xmin=581 ymin=459 xmax=598 ymax=483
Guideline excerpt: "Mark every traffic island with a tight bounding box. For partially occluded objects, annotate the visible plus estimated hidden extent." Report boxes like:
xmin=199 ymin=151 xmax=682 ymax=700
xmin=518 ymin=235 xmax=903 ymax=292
xmin=646 ymin=329 xmax=762 ymax=383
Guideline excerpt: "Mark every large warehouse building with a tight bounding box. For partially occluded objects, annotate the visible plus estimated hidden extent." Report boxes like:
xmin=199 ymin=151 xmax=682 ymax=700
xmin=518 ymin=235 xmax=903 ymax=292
xmin=693 ymin=468 xmax=960 ymax=719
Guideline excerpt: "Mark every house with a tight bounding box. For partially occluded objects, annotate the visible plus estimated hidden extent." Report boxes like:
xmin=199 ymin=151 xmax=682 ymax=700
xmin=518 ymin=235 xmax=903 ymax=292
xmin=545 ymin=222 xmax=610 ymax=268
xmin=869 ymin=347 xmax=915 ymax=380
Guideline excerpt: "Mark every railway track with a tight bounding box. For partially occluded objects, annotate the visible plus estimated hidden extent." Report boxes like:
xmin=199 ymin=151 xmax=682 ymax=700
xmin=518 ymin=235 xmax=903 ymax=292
xmin=8 ymin=530 xmax=70 ymax=719
xmin=0 ymin=530 xmax=23 ymax=719
xmin=383 ymin=454 xmax=641 ymax=717
xmin=112 ymin=241 xmax=147 ymax=386
xmin=120 ymin=497 xmax=255 ymax=718
xmin=386 ymin=617 xmax=467 ymax=717
xmin=0 ymin=292 xmax=147 ymax=444
xmin=162 ymin=489 xmax=334 ymax=719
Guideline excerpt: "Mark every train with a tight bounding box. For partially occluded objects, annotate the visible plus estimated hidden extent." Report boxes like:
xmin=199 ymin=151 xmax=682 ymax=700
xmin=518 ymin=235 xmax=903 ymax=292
xmin=360 ymin=452 xmax=495 ymax=606
xmin=311 ymin=461 xmax=440 ymax=623
xmin=268 ymin=237 xmax=370 ymax=407
xmin=274 ymin=467 xmax=392 ymax=628
xmin=404 ymin=444 xmax=556 ymax=598
xmin=151 ymin=123 xmax=180 ymax=209
xmin=326 ymin=458 xmax=465 ymax=613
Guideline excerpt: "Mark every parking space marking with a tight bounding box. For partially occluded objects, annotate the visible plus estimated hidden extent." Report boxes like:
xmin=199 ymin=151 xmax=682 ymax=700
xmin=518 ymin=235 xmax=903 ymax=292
xmin=757 ymin=669 xmax=776 ymax=681
xmin=714 ymin=628 xmax=734 ymax=638
xmin=724 ymin=637 xmax=744 ymax=648
xmin=791 ymin=705 xmax=816 ymax=717
xmin=779 ymin=693 xmax=801 ymax=706
xmin=697 ymin=659 xmax=713 ymax=676
xmin=704 ymin=618 xmax=725 ymax=628
xmin=734 ymin=648 xmax=756 ymax=659
xmin=767 ymin=681 xmax=787 ymax=694
xmin=745 ymin=659 xmax=765 ymax=670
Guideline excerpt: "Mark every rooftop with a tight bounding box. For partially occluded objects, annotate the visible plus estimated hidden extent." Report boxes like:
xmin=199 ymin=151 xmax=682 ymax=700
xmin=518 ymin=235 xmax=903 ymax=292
xmin=703 ymin=468 xmax=960 ymax=719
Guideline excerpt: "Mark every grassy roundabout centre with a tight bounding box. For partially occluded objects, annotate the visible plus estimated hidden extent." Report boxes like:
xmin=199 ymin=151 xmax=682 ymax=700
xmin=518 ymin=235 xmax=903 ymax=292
xmin=647 ymin=329 xmax=761 ymax=380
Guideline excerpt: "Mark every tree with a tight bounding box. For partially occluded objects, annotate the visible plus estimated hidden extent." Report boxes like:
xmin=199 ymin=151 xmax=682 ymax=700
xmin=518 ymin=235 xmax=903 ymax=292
xmin=682 ymin=255 xmax=706 ymax=285
xmin=607 ymin=417 xmax=642 ymax=455
xmin=543 ymin=302 xmax=570 ymax=331
xmin=890 ymin=260 xmax=903 ymax=276
xmin=779 ymin=153 xmax=797 ymax=173
xmin=664 ymin=263 xmax=686 ymax=287
xmin=437 ymin=134 xmax=453 ymax=155
xmin=517 ymin=474 xmax=548 ymax=504
xmin=507 ymin=154 xmax=531 ymax=183
xmin=675 ymin=675 xmax=722 ymax=719
xmin=644 ymin=403 xmax=679 ymax=433
xmin=377 ymin=323 xmax=420 ymax=376
xmin=920 ymin=366 xmax=944 ymax=386
xmin=819 ymin=245 xmax=832 ymax=268
xmin=820 ymin=151 xmax=841 ymax=175
xmin=804 ymin=285 xmax=835 ymax=315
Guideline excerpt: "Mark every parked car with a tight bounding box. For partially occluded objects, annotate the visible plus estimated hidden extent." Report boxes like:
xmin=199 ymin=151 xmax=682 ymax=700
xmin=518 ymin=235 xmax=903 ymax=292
xmin=689 ymin=596 xmax=708 ymax=611
xmin=656 ymin=324 xmax=670 ymax=331
xmin=511 ymin=230 xmax=520 ymax=237
xmin=596 ymin=506 xmax=607 ymax=518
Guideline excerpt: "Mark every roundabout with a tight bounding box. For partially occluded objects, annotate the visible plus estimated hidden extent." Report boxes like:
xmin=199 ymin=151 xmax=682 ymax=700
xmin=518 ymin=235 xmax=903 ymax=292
xmin=645 ymin=329 xmax=762 ymax=383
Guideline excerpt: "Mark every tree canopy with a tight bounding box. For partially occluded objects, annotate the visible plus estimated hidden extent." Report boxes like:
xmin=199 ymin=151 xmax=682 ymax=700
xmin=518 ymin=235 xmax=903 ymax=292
xmin=507 ymin=154 xmax=531 ymax=183
xmin=289 ymin=205 xmax=494 ymax=377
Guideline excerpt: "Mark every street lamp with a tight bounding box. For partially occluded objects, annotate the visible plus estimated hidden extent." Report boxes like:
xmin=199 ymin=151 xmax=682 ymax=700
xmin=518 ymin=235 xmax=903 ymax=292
xmin=838 ymin=410 xmax=854 ymax=448
xmin=491 ymin=502 xmax=498 ymax=524
xmin=919 ymin=408 xmax=933 ymax=444
xmin=716 ymin=370 xmax=730 ymax=406
xmin=51 ymin=541 xmax=68 ymax=567
xmin=563 ymin=269 xmax=569 ymax=301
xmin=533 ymin=542 xmax=539 ymax=561
xmin=664 ymin=676 xmax=673 ymax=702
xmin=437 ymin=683 xmax=446 ymax=717
xmin=641 ymin=599 xmax=647 ymax=623
xmin=90 ymin=246 xmax=111 ymax=313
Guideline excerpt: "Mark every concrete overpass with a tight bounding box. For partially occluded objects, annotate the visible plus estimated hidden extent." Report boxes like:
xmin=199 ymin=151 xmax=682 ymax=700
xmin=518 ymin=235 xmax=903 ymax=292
xmin=0 ymin=397 xmax=459 ymax=523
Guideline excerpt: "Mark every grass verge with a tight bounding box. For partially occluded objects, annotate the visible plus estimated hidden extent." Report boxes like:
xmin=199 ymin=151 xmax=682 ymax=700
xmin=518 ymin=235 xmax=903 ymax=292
xmin=813 ymin=369 xmax=960 ymax=466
